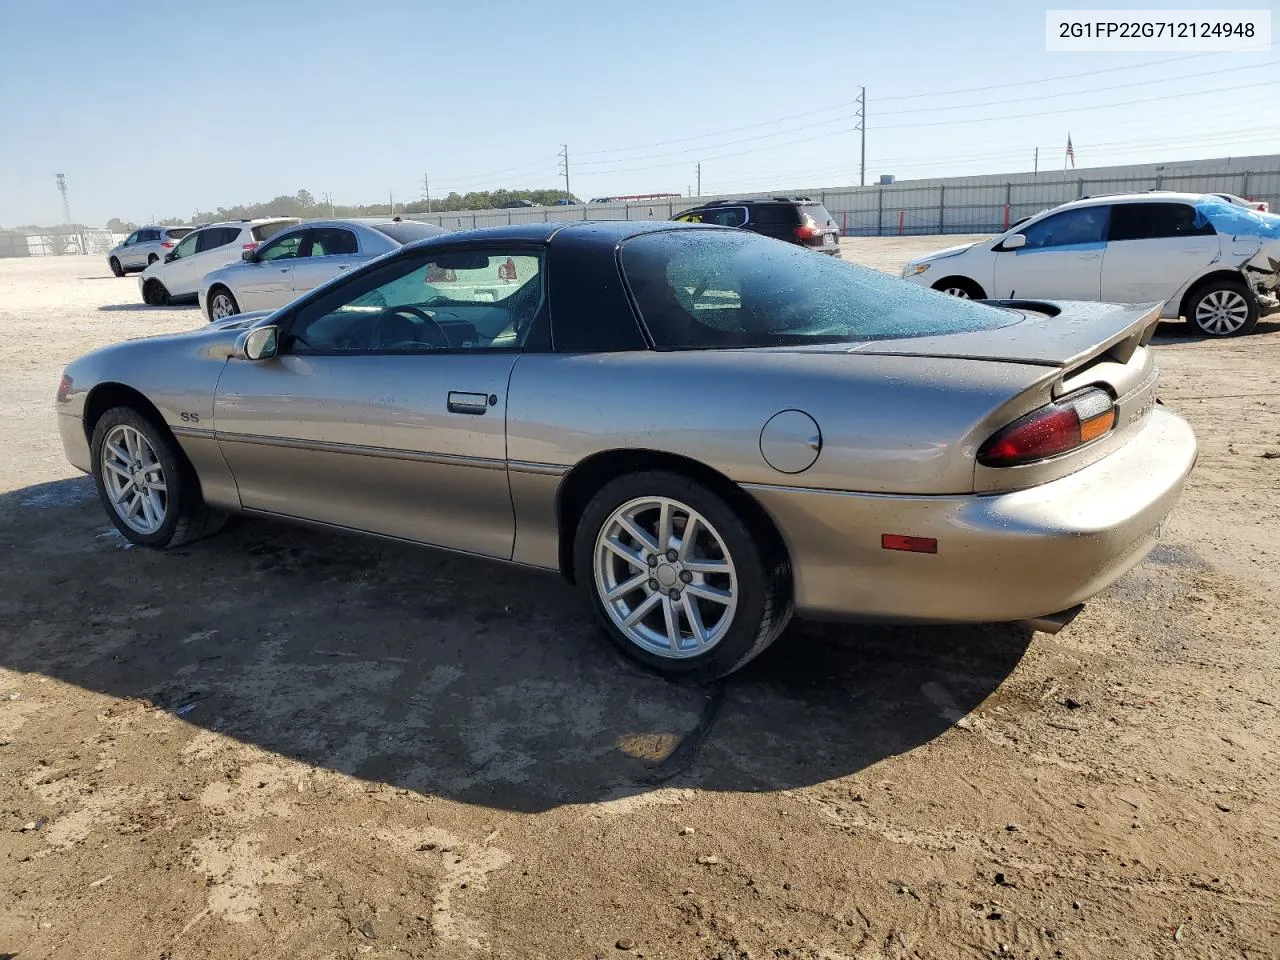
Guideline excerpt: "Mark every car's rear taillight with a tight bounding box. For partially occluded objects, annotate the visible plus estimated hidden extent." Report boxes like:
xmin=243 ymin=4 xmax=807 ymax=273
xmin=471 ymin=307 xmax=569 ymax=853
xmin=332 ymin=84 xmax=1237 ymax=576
xmin=978 ymin=387 xmax=1116 ymax=467
xmin=161 ymin=241 xmax=174 ymax=248
xmin=794 ymin=221 xmax=819 ymax=240
xmin=56 ymin=374 xmax=73 ymax=403
xmin=242 ymin=241 xmax=259 ymax=250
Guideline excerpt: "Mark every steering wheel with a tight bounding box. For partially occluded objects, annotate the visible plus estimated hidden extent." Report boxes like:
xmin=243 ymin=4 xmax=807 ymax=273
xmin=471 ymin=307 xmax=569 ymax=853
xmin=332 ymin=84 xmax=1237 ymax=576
xmin=372 ymin=305 xmax=450 ymax=349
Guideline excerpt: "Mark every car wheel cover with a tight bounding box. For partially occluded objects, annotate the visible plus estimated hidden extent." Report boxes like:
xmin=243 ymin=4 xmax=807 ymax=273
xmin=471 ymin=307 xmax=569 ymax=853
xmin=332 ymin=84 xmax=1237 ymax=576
xmin=1195 ymin=289 xmax=1249 ymax=335
xmin=101 ymin=424 xmax=167 ymax=535
xmin=941 ymin=286 xmax=971 ymax=298
xmin=593 ymin=495 xmax=738 ymax=659
xmin=211 ymin=293 xmax=236 ymax=319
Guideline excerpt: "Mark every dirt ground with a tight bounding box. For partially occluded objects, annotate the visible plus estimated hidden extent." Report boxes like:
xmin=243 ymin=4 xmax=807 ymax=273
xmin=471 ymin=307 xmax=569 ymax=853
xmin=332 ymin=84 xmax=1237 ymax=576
xmin=1 ymin=242 xmax=1278 ymax=960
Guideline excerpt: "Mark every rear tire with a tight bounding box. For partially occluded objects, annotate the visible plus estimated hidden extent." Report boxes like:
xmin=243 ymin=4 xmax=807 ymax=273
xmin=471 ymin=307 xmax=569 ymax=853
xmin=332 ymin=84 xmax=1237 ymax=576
xmin=932 ymin=277 xmax=985 ymax=299
xmin=143 ymin=279 xmax=171 ymax=306
xmin=208 ymin=286 xmax=240 ymax=321
xmin=90 ymin=405 xmax=227 ymax=549
xmin=573 ymin=470 xmax=792 ymax=683
xmin=109 ymin=257 xmax=124 ymax=278
xmin=1186 ymin=279 xmax=1257 ymax=338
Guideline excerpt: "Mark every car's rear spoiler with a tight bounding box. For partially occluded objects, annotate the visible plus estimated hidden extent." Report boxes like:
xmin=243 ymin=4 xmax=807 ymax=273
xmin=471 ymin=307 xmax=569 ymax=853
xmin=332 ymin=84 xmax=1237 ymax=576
xmin=850 ymin=300 xmax=1162 ymax=369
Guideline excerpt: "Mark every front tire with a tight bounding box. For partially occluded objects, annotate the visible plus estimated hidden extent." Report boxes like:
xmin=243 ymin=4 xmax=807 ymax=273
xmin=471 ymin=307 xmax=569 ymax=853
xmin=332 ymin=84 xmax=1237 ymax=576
xmin=90 ymin=406 xmax=226 ymax=548
xmin=109 ymin=257 xmax=124 ymax=278
xmin=142 ymin=279 xmax=171 ymax=306
xmin=573 ymin=470 xmax=792 ymax=682
xmin=932 ymin=277 xmax=984 ymax=299
xmin=208 ymin=286 xmax=240 ymax=321
xmin=1187 ymin=279 xmax=1257 ymax=338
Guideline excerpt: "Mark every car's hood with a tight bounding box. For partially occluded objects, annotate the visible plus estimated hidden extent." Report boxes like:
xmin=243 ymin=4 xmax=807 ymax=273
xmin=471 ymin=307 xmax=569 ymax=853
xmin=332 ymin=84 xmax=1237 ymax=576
xmin=911 ymin=241 xmax=978 ymax=264
xmin=771 ymin=300 xmax=1161 ymax=370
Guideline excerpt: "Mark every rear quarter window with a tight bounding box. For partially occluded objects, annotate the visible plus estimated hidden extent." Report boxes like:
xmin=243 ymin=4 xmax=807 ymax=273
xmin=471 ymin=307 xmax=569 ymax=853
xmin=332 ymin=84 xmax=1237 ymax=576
xmin=252 ymin=220 xmax=301 ymax=242
xmin=748 ymin=205 xmax=801 ymax=227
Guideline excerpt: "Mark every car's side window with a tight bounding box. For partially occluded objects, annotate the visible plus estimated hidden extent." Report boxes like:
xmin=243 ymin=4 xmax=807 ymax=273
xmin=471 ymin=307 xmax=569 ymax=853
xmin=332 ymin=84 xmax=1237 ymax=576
xmin=123 ymin=232 xmax=139 ymax=246
xmin=701 ymin=207 xmax=747 ymax=228
xmin=1018 ymin=207 xmax=1110 ymax=250
xmin=196 ymin=228 xmax=232 ymax=254
xmin=171 ymin=232 xmax=199 ymax=260
xmin=305 ymin=228 xmax=359 ymax=257
xmin=258 ymin=232 xmax=305 ymax=262
xmin=283 ymin=249 xmax=545 ymax=355
xmin=1109 ymin=203 xmax=1215 ymax=242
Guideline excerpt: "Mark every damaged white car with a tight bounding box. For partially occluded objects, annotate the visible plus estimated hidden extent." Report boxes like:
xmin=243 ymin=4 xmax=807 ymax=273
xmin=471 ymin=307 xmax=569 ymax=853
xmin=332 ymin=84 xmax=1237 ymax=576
xmin=902 ymin=194 xmax=1280 ymax=337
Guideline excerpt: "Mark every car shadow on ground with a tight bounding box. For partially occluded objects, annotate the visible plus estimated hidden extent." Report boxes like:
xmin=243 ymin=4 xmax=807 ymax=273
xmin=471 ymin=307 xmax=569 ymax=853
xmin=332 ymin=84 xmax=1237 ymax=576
xmin=96 ymin=303 xmax=198 ymax=312
xmin=0 ymin=476 xmax=1033 ymax=813
xmin=1152 ymin=315 xmax=1280 ymax=342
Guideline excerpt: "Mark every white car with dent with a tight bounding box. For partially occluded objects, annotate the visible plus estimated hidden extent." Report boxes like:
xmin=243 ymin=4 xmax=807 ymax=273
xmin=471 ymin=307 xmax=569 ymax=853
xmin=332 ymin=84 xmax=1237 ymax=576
xmin=902 ymin=193 xmax=1280 ymax=337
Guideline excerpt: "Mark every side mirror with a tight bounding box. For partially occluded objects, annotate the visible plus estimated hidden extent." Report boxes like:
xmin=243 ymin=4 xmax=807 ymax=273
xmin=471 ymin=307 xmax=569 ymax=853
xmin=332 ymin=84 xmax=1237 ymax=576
xmin=236 ymin=325 xmax=278 ymax=361
xmin=164 ymin=252 xmax=176 ymax=263
xmin=242 ymin=248 xmax=261 ymax=263
xmin=1001 ymin=233 xmax=1027 ymax=250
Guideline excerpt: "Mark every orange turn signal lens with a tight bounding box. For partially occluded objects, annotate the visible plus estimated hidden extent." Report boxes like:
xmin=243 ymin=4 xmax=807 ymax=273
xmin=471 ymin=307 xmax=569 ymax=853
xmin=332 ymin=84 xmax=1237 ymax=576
xmin=1079 ymin=409 xmax=1116 ymax=443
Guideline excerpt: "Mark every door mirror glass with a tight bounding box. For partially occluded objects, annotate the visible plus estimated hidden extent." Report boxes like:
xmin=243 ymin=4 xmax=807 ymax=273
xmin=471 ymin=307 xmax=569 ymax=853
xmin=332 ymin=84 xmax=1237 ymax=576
xmin=1002 ymin=233 xmax=1027 ymax=250
xmin=242 ymin=248 xmax=261 ymax=263
xmin=238 ymin=325 xmax=278 ymax=361
xmin=163 ymin=252 xmax=176 ymax=263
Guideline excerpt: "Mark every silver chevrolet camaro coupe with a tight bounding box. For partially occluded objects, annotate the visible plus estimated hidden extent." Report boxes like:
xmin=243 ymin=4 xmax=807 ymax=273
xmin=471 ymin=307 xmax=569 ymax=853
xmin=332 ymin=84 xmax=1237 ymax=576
xmin=56 ymin=221 xmax=1197 ymax=680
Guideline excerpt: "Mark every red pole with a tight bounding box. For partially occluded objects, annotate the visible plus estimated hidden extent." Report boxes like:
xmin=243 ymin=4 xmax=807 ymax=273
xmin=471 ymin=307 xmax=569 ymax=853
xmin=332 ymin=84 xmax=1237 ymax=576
xmin=897 ymin=210 xmax=904 ymax=236
xmin=1003 ymin=205 xmax=1010 ymax=230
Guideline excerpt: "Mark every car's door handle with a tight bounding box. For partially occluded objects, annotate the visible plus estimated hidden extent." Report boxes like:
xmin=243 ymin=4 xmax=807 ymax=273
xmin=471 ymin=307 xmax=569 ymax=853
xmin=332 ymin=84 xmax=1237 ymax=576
xmin=280 ymin=268 xmax=289 ymax=273
xmin=447 ymin=391 xmax=491 ymax=415
xmin=337 ymin=264 xmax=349 ymax=270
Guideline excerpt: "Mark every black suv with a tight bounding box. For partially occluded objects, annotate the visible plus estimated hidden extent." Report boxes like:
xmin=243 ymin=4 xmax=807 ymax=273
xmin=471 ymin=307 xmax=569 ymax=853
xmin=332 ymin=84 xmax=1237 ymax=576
xmin=672 ymin=197 xmax=841 ymax=255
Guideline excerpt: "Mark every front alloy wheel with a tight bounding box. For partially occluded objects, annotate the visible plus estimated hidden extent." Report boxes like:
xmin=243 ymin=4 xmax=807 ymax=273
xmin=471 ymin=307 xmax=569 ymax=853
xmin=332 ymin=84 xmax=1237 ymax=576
xmin=594 ymin=496 xmax=738 ymax=658
xmin=940 ymin=285 xmax=972 ymax=298
xmin=100 ymin=423 xmax=168 ymax=535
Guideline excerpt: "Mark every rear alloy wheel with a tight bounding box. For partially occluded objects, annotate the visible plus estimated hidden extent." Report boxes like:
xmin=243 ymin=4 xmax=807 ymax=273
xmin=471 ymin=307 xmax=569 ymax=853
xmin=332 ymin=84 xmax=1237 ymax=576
xmin=143 ymin=279 xmax=171 ymax=306
xmin=109 ymin=257 xmax=124 ymax=278
xmin=574 ymin=470 xmax=792 ymax=682
xmin=1188 ymin=280 xmax=1257 ymax=338
xmin=90 ymin=406 xmax=226 ymax=548
xmin=208 ymin=287 xmax=240 ymax=321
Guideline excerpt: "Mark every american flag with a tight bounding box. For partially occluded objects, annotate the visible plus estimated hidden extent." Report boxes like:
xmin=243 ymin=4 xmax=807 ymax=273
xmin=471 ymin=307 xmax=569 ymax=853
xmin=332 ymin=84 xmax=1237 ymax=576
xmin=1066 ymin=134 xmax=1076 ymax=169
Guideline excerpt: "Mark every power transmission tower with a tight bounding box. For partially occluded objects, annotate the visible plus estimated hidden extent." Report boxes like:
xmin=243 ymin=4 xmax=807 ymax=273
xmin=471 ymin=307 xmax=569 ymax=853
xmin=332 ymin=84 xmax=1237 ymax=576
xmin=855 ymin=87 xmax=866 ymax=187
xmin=696 ymin=162 xmax=701 ymax=197
xmin=559 ymin=145 xmax=570 ymax=201
xmin=422 ymin=173 xmax=431 ymax=212
xmin=55 ymin=173 xmax=71 ymax=225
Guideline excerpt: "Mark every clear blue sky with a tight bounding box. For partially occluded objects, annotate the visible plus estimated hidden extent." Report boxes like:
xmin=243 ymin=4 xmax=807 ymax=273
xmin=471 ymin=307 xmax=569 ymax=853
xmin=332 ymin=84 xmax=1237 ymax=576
xmin=1 ymin=0 xmax=1276 ymax=226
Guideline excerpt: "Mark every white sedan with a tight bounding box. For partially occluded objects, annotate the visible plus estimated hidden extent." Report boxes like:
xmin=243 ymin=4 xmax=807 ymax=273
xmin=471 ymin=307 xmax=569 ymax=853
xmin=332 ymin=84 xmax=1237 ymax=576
xmin=902 ymin=193 xmax=1280 ymax=337
xmin=198 ymin=218 xmax=449 ymax=321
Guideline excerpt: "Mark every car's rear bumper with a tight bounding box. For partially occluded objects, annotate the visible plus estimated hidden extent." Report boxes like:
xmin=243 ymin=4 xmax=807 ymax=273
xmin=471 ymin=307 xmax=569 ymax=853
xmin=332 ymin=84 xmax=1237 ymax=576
xmin=745 ymin=407 xmax=1196 ymax=624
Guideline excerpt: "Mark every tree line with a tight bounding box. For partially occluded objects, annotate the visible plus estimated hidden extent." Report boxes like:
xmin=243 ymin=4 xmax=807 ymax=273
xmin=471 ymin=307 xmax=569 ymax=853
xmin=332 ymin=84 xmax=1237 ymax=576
xmin=106 ymin=188 xmax=581 ymax=232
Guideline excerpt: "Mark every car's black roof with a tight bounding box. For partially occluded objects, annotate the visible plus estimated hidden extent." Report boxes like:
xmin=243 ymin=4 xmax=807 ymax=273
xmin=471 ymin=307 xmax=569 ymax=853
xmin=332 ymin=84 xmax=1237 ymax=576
xmin=398 ymin=219 xmax=719 ymax=253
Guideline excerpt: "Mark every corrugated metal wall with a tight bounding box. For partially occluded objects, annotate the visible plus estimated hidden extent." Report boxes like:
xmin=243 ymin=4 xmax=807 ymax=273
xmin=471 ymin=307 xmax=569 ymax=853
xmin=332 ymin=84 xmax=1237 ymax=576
xmin=407 ymin=154 xmax=1280 ymax=237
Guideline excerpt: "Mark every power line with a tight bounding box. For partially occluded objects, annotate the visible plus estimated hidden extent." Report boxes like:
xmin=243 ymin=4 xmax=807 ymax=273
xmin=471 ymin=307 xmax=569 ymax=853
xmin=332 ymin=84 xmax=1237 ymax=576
xmin=876 ymin=80 xmax=1278 ymax=129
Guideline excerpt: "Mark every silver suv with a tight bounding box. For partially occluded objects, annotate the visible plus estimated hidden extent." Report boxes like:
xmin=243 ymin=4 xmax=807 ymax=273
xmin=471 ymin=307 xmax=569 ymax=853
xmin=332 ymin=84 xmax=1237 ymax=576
xmin=107 ymin=226 xmax=194 ymax=276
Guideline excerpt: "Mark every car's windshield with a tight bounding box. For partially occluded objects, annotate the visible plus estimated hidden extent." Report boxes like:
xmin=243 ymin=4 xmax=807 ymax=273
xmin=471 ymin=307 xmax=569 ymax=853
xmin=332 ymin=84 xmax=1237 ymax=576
xmin=620 ymin=229 xmax=1019 ymax=349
